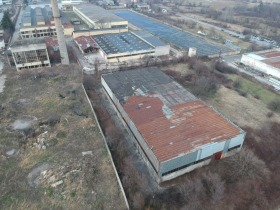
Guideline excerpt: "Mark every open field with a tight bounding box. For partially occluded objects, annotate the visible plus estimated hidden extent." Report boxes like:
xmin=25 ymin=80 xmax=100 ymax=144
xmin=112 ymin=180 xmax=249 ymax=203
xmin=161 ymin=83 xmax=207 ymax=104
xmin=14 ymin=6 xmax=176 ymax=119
xmin=0 ymin=62 xmax=126 ymax=209
xmin=161 ymin=60 xmax=280 ymax=129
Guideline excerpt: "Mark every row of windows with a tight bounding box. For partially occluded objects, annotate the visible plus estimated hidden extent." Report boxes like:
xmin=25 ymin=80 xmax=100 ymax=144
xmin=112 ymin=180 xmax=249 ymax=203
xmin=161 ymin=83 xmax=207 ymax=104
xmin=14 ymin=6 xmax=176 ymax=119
xmin=21 ymin=32 xmax=57 ymax=38
xmin=18 ymin=63 xmax=50 ymax=70
xmin=21 ymin=28 xmax=56 ymax=34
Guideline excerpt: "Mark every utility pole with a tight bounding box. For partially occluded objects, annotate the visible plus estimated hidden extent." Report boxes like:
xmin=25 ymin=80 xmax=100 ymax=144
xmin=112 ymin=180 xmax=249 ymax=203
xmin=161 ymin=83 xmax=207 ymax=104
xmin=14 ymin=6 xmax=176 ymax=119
xmin=51 ymin=0 xmax=69 ymax=65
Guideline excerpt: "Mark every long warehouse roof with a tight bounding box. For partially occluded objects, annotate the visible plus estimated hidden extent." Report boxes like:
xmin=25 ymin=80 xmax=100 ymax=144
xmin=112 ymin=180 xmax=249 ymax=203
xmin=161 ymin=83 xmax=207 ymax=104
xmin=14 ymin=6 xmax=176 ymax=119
xmin=244 ymin=49 xmax=280 ymax=69
xmin=102 ymin=68 xmax=243 ymax=162
xmin=74 ymin=4 xmax=125 ymax=23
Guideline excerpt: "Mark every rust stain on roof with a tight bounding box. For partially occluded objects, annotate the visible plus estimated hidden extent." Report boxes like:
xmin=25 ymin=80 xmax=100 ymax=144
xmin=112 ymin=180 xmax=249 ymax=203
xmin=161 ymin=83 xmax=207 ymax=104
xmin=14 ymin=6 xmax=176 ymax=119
xmin=44 ymin=36 xmax=58 ymax=48
xmin=74 ymin=36 xmax=99 ymax=50
xmin=123 ymin=96 xmax=241 ymax=162
xmin=263 ymin=58 xmax=280 ymax=69
xmin=258 ymin=51 xmax=280 ymax=58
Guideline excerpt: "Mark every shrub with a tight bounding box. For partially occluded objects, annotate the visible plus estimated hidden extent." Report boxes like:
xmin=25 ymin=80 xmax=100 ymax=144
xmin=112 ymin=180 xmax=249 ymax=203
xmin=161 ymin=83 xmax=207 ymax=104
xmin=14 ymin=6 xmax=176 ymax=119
xmin=268 ymin=99 xmax=280 ymax=112
xmin=233 ymin=79 xmax=241 ymax=89
xmin=237 ymin=89 xmax=247 ymax=97
xmin=214 ymin=61 xmax=236 ymax=74
xmin=266 ymin=112 xmax=274 ymax=118
xmin=192 ymin=76 xmax=219 ymax=98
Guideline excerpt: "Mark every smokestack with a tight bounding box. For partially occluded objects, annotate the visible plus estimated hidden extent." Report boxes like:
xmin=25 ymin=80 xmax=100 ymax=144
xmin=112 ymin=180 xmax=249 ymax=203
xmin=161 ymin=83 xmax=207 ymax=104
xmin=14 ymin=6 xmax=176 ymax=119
xmin=51 ymin=0 xmax=69 ymax=65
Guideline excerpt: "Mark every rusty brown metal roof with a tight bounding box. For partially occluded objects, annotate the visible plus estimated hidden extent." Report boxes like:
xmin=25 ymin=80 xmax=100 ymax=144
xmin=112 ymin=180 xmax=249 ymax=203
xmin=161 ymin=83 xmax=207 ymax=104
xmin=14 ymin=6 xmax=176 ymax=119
xmin=44 ymin=36 xmax=58 ymax=48
xmin=257 ymin=51 xmax=280 ymax=58
xmin=123 ymin=96 xmax=241 ymax=162
xmin=74 ymin=36 xmax=99 ymax=51
xmin=263 ymin=57 xmax=280 ymax=69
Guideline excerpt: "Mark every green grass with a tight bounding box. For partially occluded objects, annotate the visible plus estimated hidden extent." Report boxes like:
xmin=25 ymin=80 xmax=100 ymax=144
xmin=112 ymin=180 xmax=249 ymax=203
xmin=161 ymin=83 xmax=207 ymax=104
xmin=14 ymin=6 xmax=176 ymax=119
xmin=228 ymin=74 xmax=280 ymax=105
xmin=56 ymin=131 xmax=67 ymax=139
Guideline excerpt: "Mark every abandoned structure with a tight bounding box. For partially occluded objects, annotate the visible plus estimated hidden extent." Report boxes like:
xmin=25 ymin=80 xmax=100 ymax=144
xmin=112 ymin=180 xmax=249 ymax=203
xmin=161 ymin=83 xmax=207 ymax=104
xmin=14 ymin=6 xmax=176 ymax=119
xmin=20 ymin=6 xmax=57 ymax=39
xmin=74 ymin=36 xmax=99 ymax=54
xmin=92 ymin=32 xmax=154 ymax=62
xmin=241 ymin=49 xmax=280 ymax=79
xmin=102 ymin=68 xmax=246 ymax=182
xmin=11 ymin=39 xmax=50 ymax=71
xmin=44 ymin=36 xmax=59 ymax=51
xmin=73 ymin=4 xmax=128 ymax=30
xmin=91 ymin=32 xmax=169 ymax=62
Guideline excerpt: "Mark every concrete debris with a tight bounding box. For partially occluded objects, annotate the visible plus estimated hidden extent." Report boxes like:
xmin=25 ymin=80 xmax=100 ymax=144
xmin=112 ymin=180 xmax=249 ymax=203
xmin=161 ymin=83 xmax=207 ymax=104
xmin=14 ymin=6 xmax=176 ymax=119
xmin=48 ymin=175 xmax=56 ymax=183
xmin=82 ymin=151 xmax=93 ymax=156
xmin=27 ymin=163 xmax=51 ymax=188
xmin=41 ymin=170 xmax=47 ymax=176
xmin=35 ymin=131 xmax=49 ymax=150
xmin=6 ymin=149 xmax=16 ymax=156
xmin=51 ymin=180 xmax=63 ymax=188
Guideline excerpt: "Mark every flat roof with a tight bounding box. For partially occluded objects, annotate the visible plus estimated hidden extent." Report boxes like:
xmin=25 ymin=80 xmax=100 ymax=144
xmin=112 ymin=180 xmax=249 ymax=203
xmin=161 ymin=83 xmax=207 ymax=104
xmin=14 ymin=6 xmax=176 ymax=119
xmin=256 ymin=50 xmax=280 ymax=58
xmin=12 ymin=38 xmax=46 ymax=48
xmin=74 ymin=4 xmax=125 ymax=23
xmin=133 ymin=31 xmax=167 ymax=47
xmin=22 ymin=6 xmax=53 ymax=28
xmin=92 ymin=32 xmax=154 ymax=55
xmin=102 ymin=68 xmax=243 ymax=162
xmin=245 ymin=49 xmax=280 ymax=69
xmin=74 ymin=36 xmax=99 ymax=50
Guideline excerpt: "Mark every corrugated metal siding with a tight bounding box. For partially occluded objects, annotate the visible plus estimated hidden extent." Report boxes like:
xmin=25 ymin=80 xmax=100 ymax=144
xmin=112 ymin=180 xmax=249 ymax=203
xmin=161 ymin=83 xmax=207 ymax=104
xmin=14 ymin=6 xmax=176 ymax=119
xmin=197 ymin=141 xmax=226 ymax=160
xmin=160 ymin=151 xmax=198 ymax=175
xmin=228 ymin=133 xmax=245 ymax=149
xmin=102 ymin=76 xmax=160 ymax=171
xmin=128 ymin=120 xmax=159 ymax=170
xmin=197 ymin=144 xmax=213 ymax=159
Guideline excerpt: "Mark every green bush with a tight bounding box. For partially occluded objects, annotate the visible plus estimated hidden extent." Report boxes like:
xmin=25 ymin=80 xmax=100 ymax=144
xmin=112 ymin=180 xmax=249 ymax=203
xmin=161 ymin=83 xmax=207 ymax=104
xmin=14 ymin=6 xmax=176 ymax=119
xmin=268 ymin=100 xmax=280 ymax=112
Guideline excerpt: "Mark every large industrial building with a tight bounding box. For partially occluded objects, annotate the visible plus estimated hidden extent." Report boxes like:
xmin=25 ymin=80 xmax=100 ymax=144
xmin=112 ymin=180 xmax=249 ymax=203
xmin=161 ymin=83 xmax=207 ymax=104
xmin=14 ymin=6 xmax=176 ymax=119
xmin=73 ymin=4 xmax=128 ymax=30
xmin=102 ymin=68 xmax=245 ymax=182
xmin=11 ymin=39 xmax=51 ymax=71
xmin=20 ymin=6 xmax=57 ymax=39
xmin=91 ymin=32 xmax=170 ymax=62
xmin=241 ymin=49 xmax=280 ymax=79
xmin=93 ymin=32 xmax=154 ymax=62
xmin=0 ymin=0 xmax=12 ymax=5
xmin=61 ymin=0 xmax=87 ymax=4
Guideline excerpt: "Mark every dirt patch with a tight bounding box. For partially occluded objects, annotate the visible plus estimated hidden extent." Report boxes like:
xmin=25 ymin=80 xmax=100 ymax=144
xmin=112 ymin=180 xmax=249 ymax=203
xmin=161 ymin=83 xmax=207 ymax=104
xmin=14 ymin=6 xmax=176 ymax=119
xmin=207 ymin=86 xmax=280 ymax=129
xmin=10 ymin=116 xmax=37 ymax=130
xmin=27 ymin=163 xmax=52 ymax=188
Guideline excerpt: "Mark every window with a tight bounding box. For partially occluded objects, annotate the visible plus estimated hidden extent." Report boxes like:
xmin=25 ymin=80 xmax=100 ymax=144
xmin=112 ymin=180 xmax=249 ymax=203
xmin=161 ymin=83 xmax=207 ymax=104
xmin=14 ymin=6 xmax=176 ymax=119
xmin=228 ymin=145 xmax=241 ymax=152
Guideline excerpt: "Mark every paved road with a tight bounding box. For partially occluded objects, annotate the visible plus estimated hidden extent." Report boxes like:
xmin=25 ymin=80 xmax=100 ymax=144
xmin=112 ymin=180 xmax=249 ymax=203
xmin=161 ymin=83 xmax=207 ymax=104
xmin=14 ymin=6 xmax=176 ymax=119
xmin=177 ymin=13 xmax=245 ymax=39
